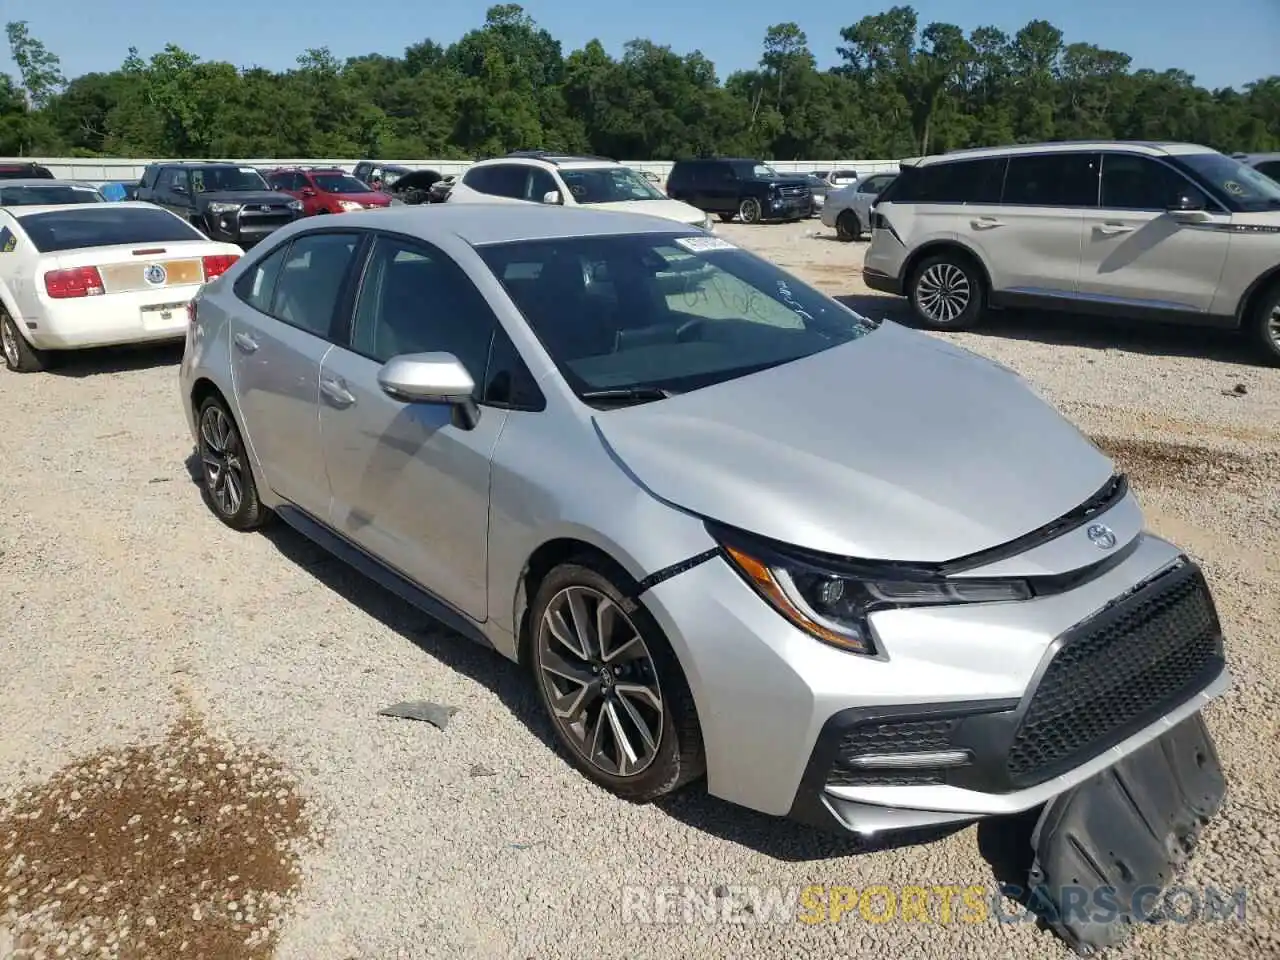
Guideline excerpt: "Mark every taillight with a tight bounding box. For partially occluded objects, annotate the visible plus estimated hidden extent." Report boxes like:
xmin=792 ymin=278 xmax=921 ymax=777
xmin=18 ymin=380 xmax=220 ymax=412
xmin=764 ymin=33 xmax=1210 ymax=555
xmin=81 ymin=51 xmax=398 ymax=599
xmin=201 ymin=254 xmax=239 ymax=281
xmin=44 ymin=266 xmax=105 ymax=299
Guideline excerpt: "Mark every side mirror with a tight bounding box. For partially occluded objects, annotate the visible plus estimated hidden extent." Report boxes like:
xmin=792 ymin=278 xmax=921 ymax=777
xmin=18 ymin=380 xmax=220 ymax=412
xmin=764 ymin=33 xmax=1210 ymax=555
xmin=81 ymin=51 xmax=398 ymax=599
xmin=542 ymin=190 xmax=562 ymax=205
xmin=301 ymin=187 xmax=316 ymax=198
xmin=172 ymin=183 xmax=187 ymax=194
xmin=1169 ymin=189 xmax=1209 ymax=220
xmin=377 ymin=352 xmax=481 ymax=429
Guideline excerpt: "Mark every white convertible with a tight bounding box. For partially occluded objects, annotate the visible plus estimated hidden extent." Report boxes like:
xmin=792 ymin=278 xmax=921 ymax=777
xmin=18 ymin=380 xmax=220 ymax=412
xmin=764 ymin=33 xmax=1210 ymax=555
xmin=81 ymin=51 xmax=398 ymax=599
xmin=0 ymin=202 xmax=242 ymax=373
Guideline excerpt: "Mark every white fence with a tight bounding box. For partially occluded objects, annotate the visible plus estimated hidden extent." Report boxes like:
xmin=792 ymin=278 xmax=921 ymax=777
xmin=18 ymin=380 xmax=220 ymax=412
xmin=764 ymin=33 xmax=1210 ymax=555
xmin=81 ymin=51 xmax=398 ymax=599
xmin=0 ymin=157 xmax=904 ymax=185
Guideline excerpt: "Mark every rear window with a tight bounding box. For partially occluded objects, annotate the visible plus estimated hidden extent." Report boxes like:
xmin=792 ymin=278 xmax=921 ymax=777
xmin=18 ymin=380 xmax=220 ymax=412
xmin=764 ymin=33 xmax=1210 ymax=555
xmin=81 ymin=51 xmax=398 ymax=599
xmin=0 ymin=184 xmax=103 ymax=206
xmin=17 ymin=206 xmax=204 ymax=253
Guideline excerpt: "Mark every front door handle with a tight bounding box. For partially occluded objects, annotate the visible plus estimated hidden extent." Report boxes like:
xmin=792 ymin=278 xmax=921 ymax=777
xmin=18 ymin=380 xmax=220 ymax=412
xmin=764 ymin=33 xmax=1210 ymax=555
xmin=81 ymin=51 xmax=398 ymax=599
xmin=1097 ymin=223 xmax=1136 ymax=235
xmin=320 ymin=376 xmax=356 ymax=408
xmin=233 ymin=332 xmax=258 ymax=353
xmin=971 ymin=216 xmax=1003 ymax=229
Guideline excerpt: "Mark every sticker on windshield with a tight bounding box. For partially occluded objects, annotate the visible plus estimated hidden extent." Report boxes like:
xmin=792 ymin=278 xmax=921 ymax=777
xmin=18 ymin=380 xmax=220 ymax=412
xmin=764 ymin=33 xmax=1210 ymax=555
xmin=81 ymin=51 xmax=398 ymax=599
xmin=673 ymin=235 xmax=736 ymax=253
xmin=0 ymin=227 xmax=14 ymax=252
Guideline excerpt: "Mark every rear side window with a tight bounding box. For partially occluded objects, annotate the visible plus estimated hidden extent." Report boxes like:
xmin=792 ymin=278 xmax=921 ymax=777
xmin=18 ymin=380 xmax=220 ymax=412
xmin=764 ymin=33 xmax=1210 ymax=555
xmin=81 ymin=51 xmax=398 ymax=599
xmin=267 ymin=232 xmax=361 ymax=338
xmin=17 ymin=207 xmax=203 ymax=252
xmin=236 ymin=244 xmax=288 ymax=314
xmin=895 ymin=158 xmax=1007 ymax=204
xmin=1002 ymin=153 xmax=1100 ymax=207
xmin=466 ymin=164 xmax=527 ymax=199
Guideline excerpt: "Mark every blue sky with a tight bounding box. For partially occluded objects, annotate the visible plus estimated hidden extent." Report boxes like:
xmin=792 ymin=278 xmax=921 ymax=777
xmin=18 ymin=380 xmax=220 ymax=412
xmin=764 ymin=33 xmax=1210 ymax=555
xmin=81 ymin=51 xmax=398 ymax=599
xmin=3 ymin=0 xmax=1278 ymax=92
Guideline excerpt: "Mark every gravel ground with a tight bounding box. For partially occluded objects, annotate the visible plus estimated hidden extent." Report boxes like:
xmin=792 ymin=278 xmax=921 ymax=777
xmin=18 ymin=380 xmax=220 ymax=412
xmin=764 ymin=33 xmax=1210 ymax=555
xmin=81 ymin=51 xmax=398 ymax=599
xmin=1 ymin=217 xmax=1277 ymax=959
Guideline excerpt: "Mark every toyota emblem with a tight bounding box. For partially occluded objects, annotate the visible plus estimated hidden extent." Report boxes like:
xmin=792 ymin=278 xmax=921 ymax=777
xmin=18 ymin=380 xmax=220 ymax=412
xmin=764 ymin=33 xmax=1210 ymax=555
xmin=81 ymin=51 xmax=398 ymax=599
xmin=1086 ymin=523 xmax=1117 ymax=550
xmin=143 ymin=263 xmax=167 ymax=286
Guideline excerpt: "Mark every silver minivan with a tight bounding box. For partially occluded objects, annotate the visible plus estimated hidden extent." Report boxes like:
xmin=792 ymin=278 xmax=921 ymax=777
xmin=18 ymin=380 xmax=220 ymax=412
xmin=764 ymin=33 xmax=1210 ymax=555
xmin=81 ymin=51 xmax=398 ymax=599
xmin=863 ymin=141 xmax=1280 ymax=363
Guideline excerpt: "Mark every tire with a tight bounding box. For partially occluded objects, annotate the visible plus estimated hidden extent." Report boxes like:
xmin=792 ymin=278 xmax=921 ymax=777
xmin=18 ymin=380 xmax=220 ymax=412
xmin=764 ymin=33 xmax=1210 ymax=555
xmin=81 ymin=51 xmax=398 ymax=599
xmin=738 ymin=197 xmax=762 ymax=224
xmin=717 ymin=212 xmax=735 ymax=223
xmin=195 ymin=395 xmax=271 ymax=531
xmin=1247 ymin=282 xmax=1280 ymax=366
xmin=908 ymin=251 xmax=986 ymax=330
xmin=835 ymin=210 xmax=862 ymax=242
xmin=529 ymin=558 xmax=705 ymax=802
xmin=1 ymin=308 xmax=49 ymax=373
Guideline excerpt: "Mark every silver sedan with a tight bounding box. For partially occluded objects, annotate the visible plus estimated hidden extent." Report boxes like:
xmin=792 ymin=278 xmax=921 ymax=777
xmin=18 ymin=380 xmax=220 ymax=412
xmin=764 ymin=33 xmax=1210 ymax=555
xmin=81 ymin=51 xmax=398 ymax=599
xmin=821 ymin=172 xmax=897 ymax=241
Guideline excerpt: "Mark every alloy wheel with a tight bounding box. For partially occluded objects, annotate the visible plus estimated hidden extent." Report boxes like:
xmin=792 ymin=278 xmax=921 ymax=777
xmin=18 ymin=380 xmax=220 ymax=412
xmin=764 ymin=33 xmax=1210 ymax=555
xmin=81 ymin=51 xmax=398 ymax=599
xmin=536 ymin=585 xmax=664 ymax=777
xmin=1269 ymin=301 xmax=1280 ymax=350
xmin=739 ymin=198 xmax=761 ymax=224
xmin=1 ymin=318 xmax=17 ymax=369
xmin=199 ymin=405 xmax=245 ymax=517
xmin=916 ymin=262 xmax=972 ymax=324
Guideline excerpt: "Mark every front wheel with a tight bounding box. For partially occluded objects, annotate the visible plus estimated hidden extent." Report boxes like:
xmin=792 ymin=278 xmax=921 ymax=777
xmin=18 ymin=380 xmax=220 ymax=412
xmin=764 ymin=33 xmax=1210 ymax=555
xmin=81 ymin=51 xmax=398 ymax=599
xmin=196 ymin=396 xmax=271 ymax=531
xmin=908 ymin=252 xmax=986 ymax=330
xmin=1 ymin=308 xmax=48 ymax=373
xmin=530 ymin=559 xmax=705 ymax=802
xmin=1247 ymin=282 xmax=1280 ymax=366
xmin=738 ymin=197 xmax=762 ymax=224
xmin=835 ymin=210 xmax=862 ymax=242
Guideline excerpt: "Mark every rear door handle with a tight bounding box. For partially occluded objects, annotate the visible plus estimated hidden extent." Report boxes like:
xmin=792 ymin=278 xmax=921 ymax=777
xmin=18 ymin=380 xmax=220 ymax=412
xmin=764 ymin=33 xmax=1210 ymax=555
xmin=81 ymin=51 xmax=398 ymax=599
xmin=1097 ymin=223 xmax=1136 ymax=235
xmin=233 ymin=332 xmax=258 ymax=353
xmin=971 ymin=216 xmax=1003 ymax=229
xmin=320 ymin=376 xmax=356 ymax=408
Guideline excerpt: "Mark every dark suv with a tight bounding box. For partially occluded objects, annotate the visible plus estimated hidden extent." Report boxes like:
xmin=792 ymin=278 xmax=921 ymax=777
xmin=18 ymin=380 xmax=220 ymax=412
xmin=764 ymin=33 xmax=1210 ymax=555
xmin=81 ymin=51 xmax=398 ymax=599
xmin=666 ymin=158 xmax=813 ymax=224
xmin=135 ymin=162 xmax=302 ymax=246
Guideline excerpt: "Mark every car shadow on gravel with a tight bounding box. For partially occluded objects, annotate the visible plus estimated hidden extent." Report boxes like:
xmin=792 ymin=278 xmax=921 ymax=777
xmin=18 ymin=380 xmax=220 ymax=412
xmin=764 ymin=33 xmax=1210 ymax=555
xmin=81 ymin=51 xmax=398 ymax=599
xmin=835 ymin=294 xmax=1259 ymax=365
xmin=46 ymin=341 xmax=183 ymax=377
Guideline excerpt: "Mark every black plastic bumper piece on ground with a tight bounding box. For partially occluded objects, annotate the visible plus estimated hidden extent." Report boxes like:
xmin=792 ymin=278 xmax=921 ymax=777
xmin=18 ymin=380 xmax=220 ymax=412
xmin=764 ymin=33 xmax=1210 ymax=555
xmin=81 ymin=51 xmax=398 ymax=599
xmin=861 ymin=268 xmax=903 ymax=296
xmin=1026 ymin=711 xmax=1226 ymax=955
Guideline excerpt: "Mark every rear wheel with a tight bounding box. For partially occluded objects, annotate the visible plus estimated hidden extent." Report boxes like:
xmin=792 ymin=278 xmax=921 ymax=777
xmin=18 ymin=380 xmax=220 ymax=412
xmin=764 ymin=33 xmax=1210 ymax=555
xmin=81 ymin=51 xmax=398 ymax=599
xmin=835 ymin=210 xmax=862 ymax=242
xmin=1 ymin=308 xmax=48 ymax=373
xmin=908 ymin=251 xmax=986 ymax=330
xmin=1247 ymin=282 xmax=1280 ymax=366
xmin=738 ymin=197 xmax=762 ymax=224
xmin=529 ymin=558 xmax=705 ymax=802
xmin=196 ymin=396 xmax=270 ymax=531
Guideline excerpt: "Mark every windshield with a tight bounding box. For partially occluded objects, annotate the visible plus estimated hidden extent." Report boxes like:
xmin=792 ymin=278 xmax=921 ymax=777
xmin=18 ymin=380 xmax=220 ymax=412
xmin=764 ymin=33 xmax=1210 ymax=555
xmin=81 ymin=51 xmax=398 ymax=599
xmin=478 ymin=233 xmax=876 ymax=399
xmin=313 ymin=173 xmax=372 ymax=194
xmin=191 ymin=167 xmax=269 ymax=193
xmin=1175 ymin=153 xmax=1280 ymax=211
xmin=0 ymin=185 xmax=103 ymax=206
xmin=18 ymin=207 xmax=204 ymax=253
xmin=559 ymin=168 xmax=666 ymax=203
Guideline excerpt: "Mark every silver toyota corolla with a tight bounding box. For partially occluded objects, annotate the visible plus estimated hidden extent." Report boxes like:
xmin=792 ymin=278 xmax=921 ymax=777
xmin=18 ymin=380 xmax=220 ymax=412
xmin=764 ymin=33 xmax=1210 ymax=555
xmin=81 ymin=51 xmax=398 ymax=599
xmin=178 ymin=205 xmax=1229 ymax=845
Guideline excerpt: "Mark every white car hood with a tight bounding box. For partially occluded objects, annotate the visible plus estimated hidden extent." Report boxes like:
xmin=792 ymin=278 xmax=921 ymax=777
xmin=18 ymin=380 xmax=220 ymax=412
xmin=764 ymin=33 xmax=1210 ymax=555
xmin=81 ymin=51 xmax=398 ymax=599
xmin=591 ymin=323 xmax=1115 ymax=563
xmin=585 ymin=198 xmax=707 ymax=227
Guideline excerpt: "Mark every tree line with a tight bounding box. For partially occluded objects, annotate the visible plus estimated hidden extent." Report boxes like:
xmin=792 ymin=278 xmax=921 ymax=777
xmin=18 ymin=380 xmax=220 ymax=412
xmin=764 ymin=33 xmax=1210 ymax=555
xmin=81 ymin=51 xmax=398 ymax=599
xmin=1 ymin=4 xmax=1277 ymax=163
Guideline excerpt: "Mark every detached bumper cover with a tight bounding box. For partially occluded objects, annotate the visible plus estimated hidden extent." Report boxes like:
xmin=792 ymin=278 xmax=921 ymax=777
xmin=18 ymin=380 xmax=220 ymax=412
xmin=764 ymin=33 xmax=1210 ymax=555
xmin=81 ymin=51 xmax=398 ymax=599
xmin=862 ymin=267 xmax=903 ymax=296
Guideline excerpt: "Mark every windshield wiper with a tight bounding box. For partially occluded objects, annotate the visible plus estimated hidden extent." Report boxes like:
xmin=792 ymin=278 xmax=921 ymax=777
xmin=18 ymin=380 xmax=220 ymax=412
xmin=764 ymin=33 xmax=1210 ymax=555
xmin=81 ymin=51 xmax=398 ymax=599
xmin=579 ymin=386 xmax=675 ymax=406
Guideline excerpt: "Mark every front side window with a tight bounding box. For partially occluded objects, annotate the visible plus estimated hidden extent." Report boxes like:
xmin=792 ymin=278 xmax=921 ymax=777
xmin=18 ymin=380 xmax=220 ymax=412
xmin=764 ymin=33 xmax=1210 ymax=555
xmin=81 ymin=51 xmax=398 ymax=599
xmin=1173 ymin=152 xmax=1280 ymax=212
xmin=478 ymin=234 xmax=877 ymax=401
xmin=559 ymin=168 xmax=665 ymax=203
xmin=526 ymin=168 xmax=559 ymax=202
xmin=1002 ymin=153 xmax=1100 ymax=208
xmin=349 ymin=236 xmax=497 ymax=387
xmin=1099 ymin=154 xmax=1193 ymax=211
xmin=160 ymin=169 xmax=188 ymax=192
xmin=1255 ymin=161 xmax=1280 ymax=182
xmin=267 ymin=232 xmax=361 ymax=338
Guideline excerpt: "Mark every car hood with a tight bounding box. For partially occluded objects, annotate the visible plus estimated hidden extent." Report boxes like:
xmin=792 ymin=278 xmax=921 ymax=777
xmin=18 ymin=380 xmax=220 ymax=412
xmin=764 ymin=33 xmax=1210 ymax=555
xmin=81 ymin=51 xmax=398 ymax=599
xmin=588 ymin=198 xmax=708 ymax=226
xmin=591 ymin=322 xmax=1114 ymax=562
xmin=196 ymin=190 xmax=295 ymax=206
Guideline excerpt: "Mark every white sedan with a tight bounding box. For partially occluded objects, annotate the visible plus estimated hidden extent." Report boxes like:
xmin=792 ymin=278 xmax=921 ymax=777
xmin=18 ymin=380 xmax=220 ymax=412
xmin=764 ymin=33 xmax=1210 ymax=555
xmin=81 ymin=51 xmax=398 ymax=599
xmin=0 ymin=201 xmax=242 ymax=373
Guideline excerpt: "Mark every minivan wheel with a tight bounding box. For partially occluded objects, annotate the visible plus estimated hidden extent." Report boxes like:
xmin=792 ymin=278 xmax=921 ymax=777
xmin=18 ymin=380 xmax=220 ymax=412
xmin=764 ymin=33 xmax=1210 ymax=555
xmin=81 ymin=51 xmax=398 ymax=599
xmin=1248 ymin=283 xmax=1280 ymax=365
xmin=530 ymin=560 xmax=705 ymax=802
xmin=196 ymin=396 xmax=270 ymax=531
xmin=909 ymin=252 xmax=985 ymax=330
xmin=1 ymin=308 xmax=48 ymax=373
xmin=835 ymin=210 xmax=862 ymax=242
xmin=738 ymin=198 xmax=762 ymax=224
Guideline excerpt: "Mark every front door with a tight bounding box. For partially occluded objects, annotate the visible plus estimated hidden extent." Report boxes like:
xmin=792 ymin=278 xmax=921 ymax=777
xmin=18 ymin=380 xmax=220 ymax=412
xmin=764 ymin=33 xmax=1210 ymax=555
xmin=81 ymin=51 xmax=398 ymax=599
xmin=1075 ymin=153 xmax=1231 ymax=314
xmin=229 ymin=231 xmax=363 ymax=514
xmin=318 ymin=233 xmax=506 ymax=621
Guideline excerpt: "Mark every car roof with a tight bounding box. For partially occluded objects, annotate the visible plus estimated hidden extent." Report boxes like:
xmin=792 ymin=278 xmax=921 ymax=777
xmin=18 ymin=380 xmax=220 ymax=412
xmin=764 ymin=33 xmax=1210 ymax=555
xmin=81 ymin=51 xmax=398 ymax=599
xmin=915 ymin=140 xmax=1218 ymax=165
xmin=308 ymin=203 xmax=700 ymax=246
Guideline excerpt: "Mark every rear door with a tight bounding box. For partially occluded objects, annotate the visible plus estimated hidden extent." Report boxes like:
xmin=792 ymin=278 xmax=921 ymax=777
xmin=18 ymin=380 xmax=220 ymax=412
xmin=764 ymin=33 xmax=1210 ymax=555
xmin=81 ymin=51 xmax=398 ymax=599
xmin=228 ymin=230 xmax=364 ymax=513
xmin=317 ymin=233 xmax=508 ymax=619
xmin=1075 ymin=152 xmax=1230 ymax=314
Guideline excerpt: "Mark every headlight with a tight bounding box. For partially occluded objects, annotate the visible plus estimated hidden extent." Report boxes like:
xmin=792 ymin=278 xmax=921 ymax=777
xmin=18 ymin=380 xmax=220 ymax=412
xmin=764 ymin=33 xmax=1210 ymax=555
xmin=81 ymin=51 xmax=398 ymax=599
xmin=287 ymin=199 xmax=303 ymax=212
xmin=206 ymin=202 xmax=240 ymax=214
xmin=339 ymin=200 xmax=363 ymax=212
xmin=713 ymin=525 xmax=1031 ymax=656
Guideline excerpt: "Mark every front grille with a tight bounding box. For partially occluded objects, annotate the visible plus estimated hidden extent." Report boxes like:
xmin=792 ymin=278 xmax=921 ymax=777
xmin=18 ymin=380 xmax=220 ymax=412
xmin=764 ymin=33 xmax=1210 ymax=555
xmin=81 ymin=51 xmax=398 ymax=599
xmin=1007 ymin=564 xmax=1221 ymax=786
xmin=777 ymin=184 xmax=809 ymax=199
xmin=237 ymin=206 xmax=294 ymax=231
xmin=827 ymin=717 xmax=954 ymax=787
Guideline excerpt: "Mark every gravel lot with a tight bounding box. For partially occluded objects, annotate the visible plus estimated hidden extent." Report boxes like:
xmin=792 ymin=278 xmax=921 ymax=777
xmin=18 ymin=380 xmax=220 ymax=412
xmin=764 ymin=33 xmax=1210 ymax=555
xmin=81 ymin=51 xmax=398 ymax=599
xmin=1 ymin=218 xmax=1278 ymax=959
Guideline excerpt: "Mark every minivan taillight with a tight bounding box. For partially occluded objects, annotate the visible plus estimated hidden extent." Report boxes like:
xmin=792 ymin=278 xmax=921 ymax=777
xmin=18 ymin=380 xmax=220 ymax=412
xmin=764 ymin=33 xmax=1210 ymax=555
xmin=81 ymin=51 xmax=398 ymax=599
xmin=44 ymin=266 xmax=105 ymax=299
xmin=201 ymin=254 xmax=239 ymax=281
